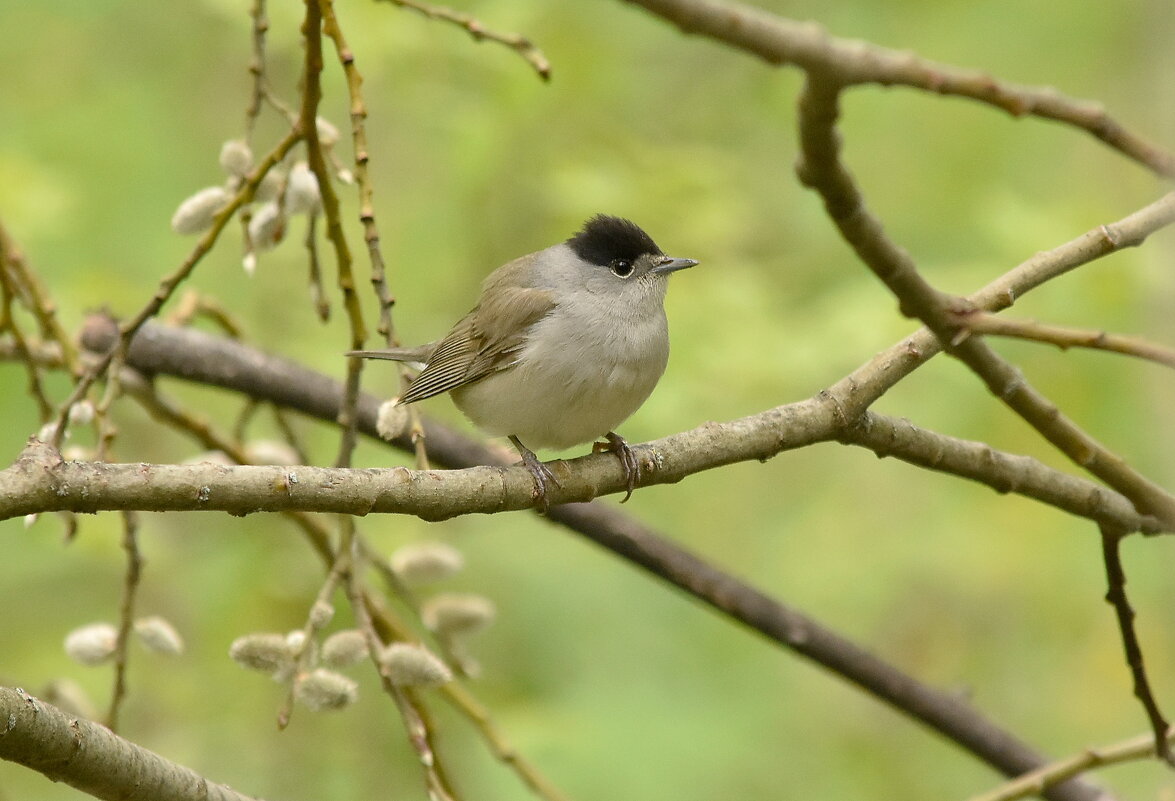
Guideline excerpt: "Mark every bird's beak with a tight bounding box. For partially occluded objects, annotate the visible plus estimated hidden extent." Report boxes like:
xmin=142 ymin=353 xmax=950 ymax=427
xmin=651 ymin=256 xmax=698 ymax=275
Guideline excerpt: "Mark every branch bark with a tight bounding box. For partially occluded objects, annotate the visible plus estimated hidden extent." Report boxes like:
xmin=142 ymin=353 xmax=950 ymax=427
xmin=0 ymin=687 xmax=267 ymax=801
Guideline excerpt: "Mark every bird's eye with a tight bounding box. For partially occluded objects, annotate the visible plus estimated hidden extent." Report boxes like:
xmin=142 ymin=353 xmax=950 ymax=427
xmin=610 ymin=259 xmax=634 ymax=278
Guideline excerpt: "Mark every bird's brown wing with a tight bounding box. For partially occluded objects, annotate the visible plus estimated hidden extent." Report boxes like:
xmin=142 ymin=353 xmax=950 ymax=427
xmin=399 ymin=285 xmax=556 ymax=404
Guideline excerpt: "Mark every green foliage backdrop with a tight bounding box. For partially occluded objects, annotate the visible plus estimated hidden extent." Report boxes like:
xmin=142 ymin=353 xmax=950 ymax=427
xmin=1 ymin=1 xmax=1173 ymax=799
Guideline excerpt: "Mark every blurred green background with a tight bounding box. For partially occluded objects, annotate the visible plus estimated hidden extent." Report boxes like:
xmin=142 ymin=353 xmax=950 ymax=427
xmin=2 ymin=1 xmax=1174 ymax=799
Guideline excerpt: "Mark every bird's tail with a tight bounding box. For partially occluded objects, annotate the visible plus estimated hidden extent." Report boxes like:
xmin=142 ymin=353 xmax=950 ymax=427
xmin=346 ymin=346 xmax=432 ymax=365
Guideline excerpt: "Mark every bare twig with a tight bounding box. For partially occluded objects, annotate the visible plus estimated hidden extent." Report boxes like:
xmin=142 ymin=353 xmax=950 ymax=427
xmin=623 ymin=0 xmax=1175 ymax=177
xmin=167 ymin=290 xmax=247 ymax=338
xmin=300 ymin=0 xmax=366 ymax=470
xmin=106 ymin=511 xmax=143 ymax=732
xmin=343 ymin=563 xmax=459 ymax=801
xmin=0 ymin=219 xmax=80 ymax=375
xmin=318 ymin=0 xmax=431 ymax=469
xmin=967 ymin=729 xmax=1175 ymax=801
xmin=954 ymin=310 xmax=1175 ymax=369
xmin=304 ymin=213 xmax=330 ymax=321
xmin=277 ymin=526 xmax=350 ymax=730
xmin=376 ymin=0 xmax=551 ymax=80
xmin=1099 ymin=524 xmax=1173 ymax=765
xmin=244 ymin=0 xmax=269 ymax=140
xmin=0 ymin=259 xmax=54 ymax=421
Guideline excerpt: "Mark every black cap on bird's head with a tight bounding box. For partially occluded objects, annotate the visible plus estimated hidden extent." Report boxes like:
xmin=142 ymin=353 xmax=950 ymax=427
xmin=566 ymin=215 xmax=664 ymax=267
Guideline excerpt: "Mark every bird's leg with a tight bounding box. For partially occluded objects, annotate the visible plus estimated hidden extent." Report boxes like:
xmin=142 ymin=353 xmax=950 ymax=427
xmin=595 ymin=431 xmax=640 ymax=503
xmin=509 ymin=435 xmax=560 ymax=512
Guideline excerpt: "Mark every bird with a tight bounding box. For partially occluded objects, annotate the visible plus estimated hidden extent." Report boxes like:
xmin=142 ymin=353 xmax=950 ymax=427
xmin=348 ymin=214 xmax=696 ymax=509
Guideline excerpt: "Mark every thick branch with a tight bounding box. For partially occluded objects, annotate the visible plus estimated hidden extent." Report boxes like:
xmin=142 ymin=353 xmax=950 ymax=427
xmin=0 ymin=687 xmax=266 ymax=801
xmin=67 ymin=315 xmax=1163 ymax=534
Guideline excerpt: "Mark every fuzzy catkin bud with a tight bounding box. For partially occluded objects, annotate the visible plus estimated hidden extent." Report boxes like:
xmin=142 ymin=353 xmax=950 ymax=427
xmin=229 ymin=632 xmax=292 ymax=677
xmin=308 ymin=600 xmax=334 ymax=629
xmin=390 ymin=542 xmax=465 ymax=585
xmin=171 ymin=186 xmax=231 ymax=235
xmin=294 ymin=668 xmax=358 ymax=711
xmin=379 ymin=642 xmax=452 ymax=688
xmin=255 ymin=169 xmax=284 ymax=204
xmin=321 ymin=629 xmax=369 ymax=669
xmin=248 ymin=201 xmax=284 ymax=251
xmin=219 ymin=140 xmax=254 ymax=178
xmin=375 ymin=399 xmax=409 ymax=442
xmin=284 ymin=162 xmax=321 ymax=215
xmin=64 ymin=623 xmax=118 ymax=666
xmin=394 ymin=540 xmax=467 ymax=582
xmin=422 ymin=594 xmax=496 ymax=636
xmin=67 ymin=400 xmax=95 ymax=426
xmin=134 ymin=616 xmax=185 ymax=656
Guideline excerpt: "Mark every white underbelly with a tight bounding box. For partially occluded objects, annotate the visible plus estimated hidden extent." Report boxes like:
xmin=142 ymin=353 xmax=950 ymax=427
xmin=451 ymin=311 xmax=669 ymax=451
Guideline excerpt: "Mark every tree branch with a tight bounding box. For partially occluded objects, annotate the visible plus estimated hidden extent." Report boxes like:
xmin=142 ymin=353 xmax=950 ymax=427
xmin=794 ymin=75 xmax=1175 ymax=528
xmin=60 ymin=314 xmax=1163 ymax=535
xmin=621 ymin=0 xmax=1175 ymax=177
xmin=1099 ymin=525 xmax=1174 ymax=764
xmin=0 ymin=687 xmax=268 ymax=801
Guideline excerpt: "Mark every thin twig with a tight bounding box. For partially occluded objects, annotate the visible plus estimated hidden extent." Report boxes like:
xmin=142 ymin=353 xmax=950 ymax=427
xmin=343 ymin=561 xmax=459 ymax=801
xmin=277 ymin=527 xmax=350 ymax=730
xmin=1099 ymin=524 xmax=1173 ymax=765
xmin=106 ymin=510 xmax=143 ymax=732
xmin=0 ymin=259 xmax=54 ymax=421
xmin=377 ymin=0 xmax=550 ymax=80
xmin=0 ymin=219 xmax=80 ymax=375
xmin=300 ymin=0 xmax=366 ymax=470
xmin=244 ymin=0 xmax=269 ymax=140
xmin=955 ymin=310 xmax=1175 ymax=369
xmin=624 ymin=0 xmax=1174 ymax=177
xmin=304 ymin=213 xmax=330 ymax=321
xmin=318 ymin=0 xmax=431 ymax=469
xmin=167 ymin=290 xmax=248 ymax=338
xmin=967 ymin=729 xmax=1175 ymax=801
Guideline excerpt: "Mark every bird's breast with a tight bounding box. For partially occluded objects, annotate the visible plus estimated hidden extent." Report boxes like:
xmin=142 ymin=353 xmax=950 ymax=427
xmin=451 ymin=300 xmax=670 ymax=450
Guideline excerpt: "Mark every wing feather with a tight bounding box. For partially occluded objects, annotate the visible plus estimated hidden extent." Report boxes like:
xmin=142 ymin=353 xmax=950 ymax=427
xmin=399 ymin=284 xmax=556 ymax=405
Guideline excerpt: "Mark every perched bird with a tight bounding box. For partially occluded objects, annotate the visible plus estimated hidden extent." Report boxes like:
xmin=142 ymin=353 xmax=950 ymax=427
xmin=348 ymin=214 xmax=696 ymax=508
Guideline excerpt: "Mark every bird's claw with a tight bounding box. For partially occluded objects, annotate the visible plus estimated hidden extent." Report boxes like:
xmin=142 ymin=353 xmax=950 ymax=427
xmin=597 ymin=432 xmax=640 ymax=503
xmin=510 ymin=435 xmax=560 ymax=512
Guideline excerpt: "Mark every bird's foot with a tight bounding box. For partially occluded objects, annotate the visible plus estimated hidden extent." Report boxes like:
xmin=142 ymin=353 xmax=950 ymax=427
xmin=509 ymin=435 xmax=560 ymax=512
xmin=594 ymin=432 xmax=640 ymax=503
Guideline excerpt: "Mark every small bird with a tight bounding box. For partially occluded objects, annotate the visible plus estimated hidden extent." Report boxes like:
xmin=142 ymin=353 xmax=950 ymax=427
xmin=348 ymin=214 xmax=696 ymax=508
